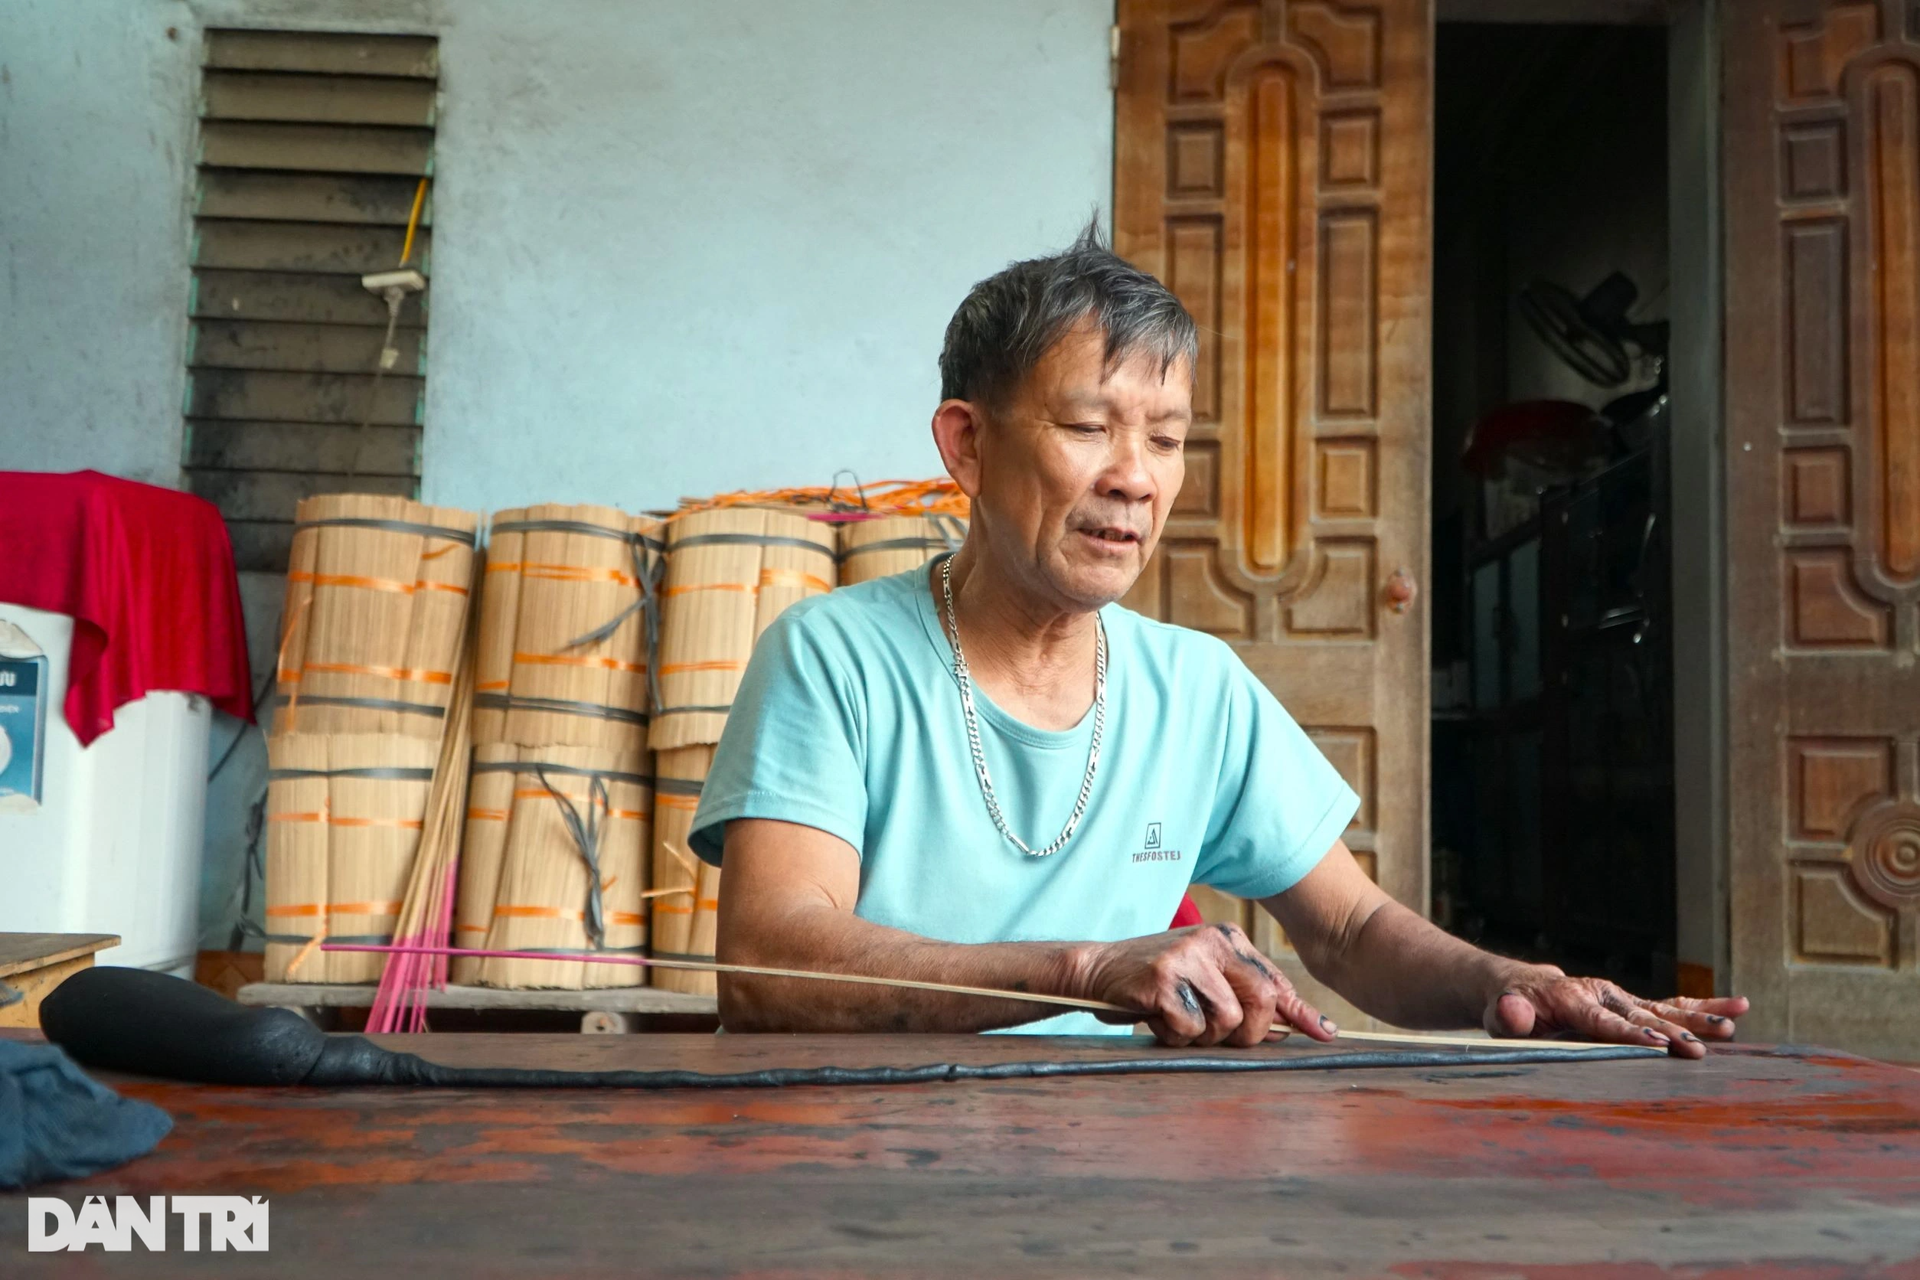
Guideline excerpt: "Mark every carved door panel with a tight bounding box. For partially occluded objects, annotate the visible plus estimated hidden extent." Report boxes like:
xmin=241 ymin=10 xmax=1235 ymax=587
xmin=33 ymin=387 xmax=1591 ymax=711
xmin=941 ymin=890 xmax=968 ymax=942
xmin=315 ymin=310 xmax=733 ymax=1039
xmin=1114 ymin=0 xmax=1431 ymax=1027
xmin=1724 ymin=0 xmax=1920 ymax=1058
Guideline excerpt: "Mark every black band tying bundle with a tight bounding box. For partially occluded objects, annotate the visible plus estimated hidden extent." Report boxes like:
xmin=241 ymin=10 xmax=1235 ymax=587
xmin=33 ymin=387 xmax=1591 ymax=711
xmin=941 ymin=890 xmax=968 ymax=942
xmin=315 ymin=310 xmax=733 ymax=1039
xmin=469 ymin=759 xmax=653 ymax=949
xmin=469 ymin=761 xmax=651 ymax=788
xmin=292 ymin=517 xmax=478 ymax=545
xmin=495 ymin=517 xmax=665 ymax=714
xmin=265 ymin=691 xmax=447 ymax=720
xmin=473 ymin=691 xmax=650 ymax=727
xmin=266 ymin=766 xmax=437 ymax=782
xmin=668 ymin=531 xmax=837 ymax=558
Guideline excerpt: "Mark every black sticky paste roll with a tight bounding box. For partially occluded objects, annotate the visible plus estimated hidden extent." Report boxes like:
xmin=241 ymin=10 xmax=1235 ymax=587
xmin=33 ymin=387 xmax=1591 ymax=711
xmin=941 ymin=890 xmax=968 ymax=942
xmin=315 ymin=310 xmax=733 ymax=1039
xmin=41 ymin=968 xmax=1664 ymax=1089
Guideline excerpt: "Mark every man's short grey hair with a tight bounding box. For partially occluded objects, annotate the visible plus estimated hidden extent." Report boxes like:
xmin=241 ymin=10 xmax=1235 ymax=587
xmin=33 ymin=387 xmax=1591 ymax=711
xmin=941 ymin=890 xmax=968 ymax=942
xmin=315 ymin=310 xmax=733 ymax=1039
xmin=938 ymin=219 xmax=1199 ymax=412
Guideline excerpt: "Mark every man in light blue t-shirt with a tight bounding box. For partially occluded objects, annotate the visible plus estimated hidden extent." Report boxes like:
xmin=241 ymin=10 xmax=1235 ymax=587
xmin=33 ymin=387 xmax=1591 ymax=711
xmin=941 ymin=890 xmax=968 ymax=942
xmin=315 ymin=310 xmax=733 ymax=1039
xmin=689 ymin=224 xmax=1746 ymax=1053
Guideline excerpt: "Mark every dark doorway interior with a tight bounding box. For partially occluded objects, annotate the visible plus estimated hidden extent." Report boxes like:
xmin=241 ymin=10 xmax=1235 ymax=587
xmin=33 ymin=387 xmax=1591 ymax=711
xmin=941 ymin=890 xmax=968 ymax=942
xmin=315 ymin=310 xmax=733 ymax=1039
xmin=1429 ymin=23 xmax=1676 ymax=993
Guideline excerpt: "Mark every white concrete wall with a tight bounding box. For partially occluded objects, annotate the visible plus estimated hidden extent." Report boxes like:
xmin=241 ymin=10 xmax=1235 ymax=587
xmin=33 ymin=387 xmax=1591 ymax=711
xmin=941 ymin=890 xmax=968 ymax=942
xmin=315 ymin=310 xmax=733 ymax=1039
xmin=0 ymin=0 xmax=199 ymax=488
xmin=0 ymin=0 xmax=1114 ymax=949
xmin=0 ymin=0 xmax=1114 ymax=509
xmin=422 ymin=0 xmax=1114 ymax=513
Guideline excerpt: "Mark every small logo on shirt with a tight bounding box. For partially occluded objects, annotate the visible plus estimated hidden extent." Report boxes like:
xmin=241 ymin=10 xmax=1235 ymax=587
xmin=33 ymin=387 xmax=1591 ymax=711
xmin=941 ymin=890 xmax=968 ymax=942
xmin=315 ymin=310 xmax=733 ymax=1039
xmin=1133 ymin=822 xmax=1180 ymax=862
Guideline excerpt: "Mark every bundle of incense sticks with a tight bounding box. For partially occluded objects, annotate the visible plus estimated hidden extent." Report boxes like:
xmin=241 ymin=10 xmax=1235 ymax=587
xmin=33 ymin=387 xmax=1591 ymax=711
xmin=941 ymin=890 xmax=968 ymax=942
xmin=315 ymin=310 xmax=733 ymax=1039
xmin=363 ymin=551 xmax=482 ymax=1033
xmin=470 ymin=504 xmax=659 ymax=755
xmin=264 ymin=731 xmax=439 ymax=984
xmin=272 ymin=494 xmax=480 ymax=737
xmin=837 ymin=512 xmax=968 ymax=586
xmin=647 ymin=505 xmax=837 ymax=996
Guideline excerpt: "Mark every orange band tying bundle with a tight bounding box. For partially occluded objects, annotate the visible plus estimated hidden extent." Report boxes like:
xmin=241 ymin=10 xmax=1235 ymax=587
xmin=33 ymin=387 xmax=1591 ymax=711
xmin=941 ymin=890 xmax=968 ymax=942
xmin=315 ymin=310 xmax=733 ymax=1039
xmin=655 ymin=792 xmax=701 ymax=811
xmin=510 ymin=782 xmax=652 ymax=821
xmin=491 ymin=906 xmax=648 ymax=927
xmin=296 ymin=661 xmax=454 ymax=686
xmin=476 ymin=680 xmax=510 ymax=692
xmin=286 ymin=570 xmax=469 ymax=597
xmin=482 ymin=908 xmax=648 ymax=926
xmin=759 ymin=568 xmax=831 ymax=593
xmin=486 ymin=562 xmax=638 ymax=588
xmin=652 ymin=899 xmax=720 ymax=916
xmin=494 ymin=904 xmax=585 ymax=922
xmin=512 ymin=651 xmax=647 ymax=675
xmin=507 ymin=787 xmax=650 ymax=823
xmin=513 ymin=786 xmax=582 ymax=803
xmin=526 ymin=563 xmax=638 ymax=587
xmin=266 ymin=900 xmax=402 ymax=919
xmin=466 ymin=806 xmax=510 ymax=822
xmin=658 ymin=660 xmax=744 ymax=676
xmin=267 ymin=811 xmax=424 ymax=830
xmin=660 ymin=582 xmax=753 ymax=598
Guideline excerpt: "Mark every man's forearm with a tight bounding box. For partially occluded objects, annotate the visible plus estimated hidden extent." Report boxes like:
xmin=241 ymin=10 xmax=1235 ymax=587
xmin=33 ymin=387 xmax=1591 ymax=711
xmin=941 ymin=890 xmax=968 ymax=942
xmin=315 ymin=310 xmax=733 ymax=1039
xmin=717 ymin=901 xmax=1095 ymax=1032
xmin=1300 ymin=898 xmax=1538 ymax=1030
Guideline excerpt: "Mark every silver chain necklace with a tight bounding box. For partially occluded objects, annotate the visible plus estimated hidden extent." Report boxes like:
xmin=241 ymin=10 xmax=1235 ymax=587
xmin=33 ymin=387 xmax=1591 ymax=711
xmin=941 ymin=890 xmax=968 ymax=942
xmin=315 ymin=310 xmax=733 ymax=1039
xmin=939 ymin=556 xmax=1106 ymax=857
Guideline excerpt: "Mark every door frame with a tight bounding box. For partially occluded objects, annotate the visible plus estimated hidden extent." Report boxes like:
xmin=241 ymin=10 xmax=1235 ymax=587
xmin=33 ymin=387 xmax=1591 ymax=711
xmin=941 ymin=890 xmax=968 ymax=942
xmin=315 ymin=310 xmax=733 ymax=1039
xmin=1429 ymin=0 xmax=1731 ymax=993
xmin=1663 ymin=0 xmax=1729 ymax=998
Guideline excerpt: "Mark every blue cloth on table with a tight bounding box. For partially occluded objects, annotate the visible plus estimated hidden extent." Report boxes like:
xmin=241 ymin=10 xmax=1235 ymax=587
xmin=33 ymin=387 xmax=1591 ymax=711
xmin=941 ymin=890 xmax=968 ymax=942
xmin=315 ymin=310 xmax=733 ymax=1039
xmin=0 ymin=1038 xmax=172 ymax=1188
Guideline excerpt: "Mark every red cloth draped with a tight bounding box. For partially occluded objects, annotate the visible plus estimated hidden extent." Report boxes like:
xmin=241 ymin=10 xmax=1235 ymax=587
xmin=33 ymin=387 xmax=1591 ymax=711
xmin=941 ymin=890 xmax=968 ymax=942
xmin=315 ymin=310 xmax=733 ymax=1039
xmin=1170 ymin=893 xmax=1204 ymax=929
xmin=0 ymin=470 xmax=253 ymax=744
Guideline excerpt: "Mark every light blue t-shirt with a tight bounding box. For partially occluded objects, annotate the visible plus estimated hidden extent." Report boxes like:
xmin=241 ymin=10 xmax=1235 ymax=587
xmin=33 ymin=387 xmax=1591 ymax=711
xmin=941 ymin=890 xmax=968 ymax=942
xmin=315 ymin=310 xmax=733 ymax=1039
xmin=689 ymin=562 xmax=1358 ymax=1033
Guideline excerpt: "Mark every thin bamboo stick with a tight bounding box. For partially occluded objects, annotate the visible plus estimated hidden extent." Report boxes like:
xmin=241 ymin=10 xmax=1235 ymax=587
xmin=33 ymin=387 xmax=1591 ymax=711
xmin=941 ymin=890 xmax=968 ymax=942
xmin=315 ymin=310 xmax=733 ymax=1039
xmin=649 ymin=750 xmax=716 ymax=995
xmin=320 ymin=942 xmax=1641 ymax=1053
xmin=367 ymin=548 xmax=482 ymax=1031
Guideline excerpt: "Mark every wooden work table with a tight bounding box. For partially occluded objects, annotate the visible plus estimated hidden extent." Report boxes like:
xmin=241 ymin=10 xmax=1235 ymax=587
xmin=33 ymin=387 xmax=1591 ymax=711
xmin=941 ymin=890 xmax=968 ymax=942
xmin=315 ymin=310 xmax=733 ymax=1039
xmin=1 ymin=1031 xmax=1915 ymax=1275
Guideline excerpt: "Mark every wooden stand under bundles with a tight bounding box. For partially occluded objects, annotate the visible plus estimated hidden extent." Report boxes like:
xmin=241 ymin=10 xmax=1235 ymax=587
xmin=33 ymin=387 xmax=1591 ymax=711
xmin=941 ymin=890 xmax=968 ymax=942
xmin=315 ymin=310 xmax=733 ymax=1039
xmin=456 ymin=743 xmax=653 ymax=990
xmin=473 ymin=504 xmax=661 ymax=755
xmin=648 ymin=506 xmax=837 ymax=752
xmin=837 ymin=512 xmax=966 ymax=586
xmin=274 ymin=494 xmax=480 ymax=737
xmin=651 ymin=744 xmax=718 ymax=995
xmin=263 ymin=733 xmax=439 ymax=984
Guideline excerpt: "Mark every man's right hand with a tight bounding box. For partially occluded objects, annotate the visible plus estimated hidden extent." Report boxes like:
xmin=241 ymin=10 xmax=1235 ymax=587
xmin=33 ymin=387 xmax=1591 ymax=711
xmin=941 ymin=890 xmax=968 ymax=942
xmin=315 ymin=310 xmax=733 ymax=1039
xmin=1068 ymin=922 xmax=1336 ymax=1048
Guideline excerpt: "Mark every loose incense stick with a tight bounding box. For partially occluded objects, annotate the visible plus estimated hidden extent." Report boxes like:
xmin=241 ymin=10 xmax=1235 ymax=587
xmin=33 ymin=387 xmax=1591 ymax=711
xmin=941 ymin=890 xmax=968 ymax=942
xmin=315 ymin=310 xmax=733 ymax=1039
xmin=327 ymin=941 xmax=1124 ymax=1013
xmin=318 ymin=941 xmax=1633 ymax=1051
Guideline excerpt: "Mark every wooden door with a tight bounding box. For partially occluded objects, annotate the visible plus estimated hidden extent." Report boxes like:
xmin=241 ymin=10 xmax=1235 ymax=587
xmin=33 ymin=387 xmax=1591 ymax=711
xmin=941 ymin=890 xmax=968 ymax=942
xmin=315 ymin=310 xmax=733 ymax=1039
xmin=1723 ymin=0 xmax=1920 ymax=1058
xmin=1114 ymin=0 xmax=1432 ymax=1026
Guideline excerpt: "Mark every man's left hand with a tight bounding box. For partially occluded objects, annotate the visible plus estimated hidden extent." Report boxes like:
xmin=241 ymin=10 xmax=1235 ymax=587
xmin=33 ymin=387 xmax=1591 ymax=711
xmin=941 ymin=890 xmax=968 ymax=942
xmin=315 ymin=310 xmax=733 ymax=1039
xmin=1484 ymin=967 xmax=1751 ymax=1059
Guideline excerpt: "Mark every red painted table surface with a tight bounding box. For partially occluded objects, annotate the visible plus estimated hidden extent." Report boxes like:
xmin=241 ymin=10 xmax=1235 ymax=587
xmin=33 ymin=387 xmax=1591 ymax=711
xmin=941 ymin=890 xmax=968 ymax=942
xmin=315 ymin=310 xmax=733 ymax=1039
xmin=3 ymin=1032 xmax=1917 ymax=1278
